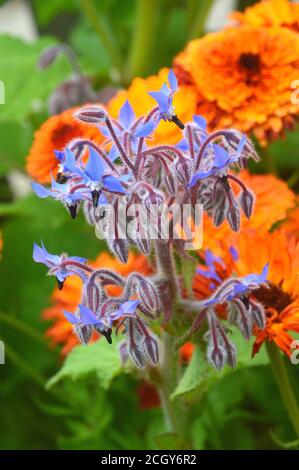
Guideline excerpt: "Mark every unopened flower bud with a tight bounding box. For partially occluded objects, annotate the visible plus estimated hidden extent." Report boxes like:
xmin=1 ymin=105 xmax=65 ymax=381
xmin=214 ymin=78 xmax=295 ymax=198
xmin=74 ymin=324 xmax=92 ymax=344
xmin=138 ymin=278 xmax=160 ymax=315
xmin=239 ymin=189 xmax=254 ymax=219
xmin=227 ymin=203 xmax=240 ymax=232
xmin=74 ymin=105 xmax=106 ymax=124
xmin=110 ymin=239 xmax=128 ymax=264
xmin=38 ymin=46 xmax=61 ymax=69
xmin=251 ymin=301 xmax=266 ymax=329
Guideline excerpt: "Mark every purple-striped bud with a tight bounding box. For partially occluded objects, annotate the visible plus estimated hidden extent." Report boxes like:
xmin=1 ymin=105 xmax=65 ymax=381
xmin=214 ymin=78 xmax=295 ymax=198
xmin=138 ymin=278 xmax=160 ymax=315
xmin=213 ymin=184 xmax=227 ymax=227
xmin=74 ymin=324 xmax=92 ymax=344
xmin=74 ymin=105 xmax=106 ymax=124
xmin=175 ymin=158 xmax=191 ymax=186
xmin=225 ymin=341 xmax=237 ymax=368
xmin=207 ymin=342 xmax=226 ymax=371
xmin=227 ymin=203 xmax=240 ymax=232
xmin=234 ymin=299 xmax=252 ymax=340
xmin=38 ymin=46 xmax=61 ymax=69
xmin=143 ymin=334 xmax=159 ymax=365
xmin=135 ymin=237 xmax=151 ymax=256
xmin=164 ymin=173 xmax=176 ymax=194
xmin=109 ymin=239 xmax=128 ymax=264
xmin=239 ymin=189 xmax=254 ymax=219
xmin=251 ymin=301 xmax=266 ymax=329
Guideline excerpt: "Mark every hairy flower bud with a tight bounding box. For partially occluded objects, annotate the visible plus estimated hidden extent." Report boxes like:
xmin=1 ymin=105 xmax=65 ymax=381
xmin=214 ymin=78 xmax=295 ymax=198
xmin=109 ymin=239 xmax=128 ymax=264
xmin=213 ymin=184 xmax=227 ymax=227
xmin=74 ymin=105 xmax=106 ymax=124
xmin=175 ymin=158 xmax=191 ymax=185
xmin=38 ymin=46 xmax=61 ymax=69
xmin=74 ymin=324 xmax=92 ymax=345
xmin=227 ymin=202 xmax=240 ymax=232
xmin=207 ymin=341 xmax=226 ymax=371
xmin=138 ymin=278 xmax=160 ymax=315
xmin=251 ymin=301 xmax=266 ymax=329
xmin=239 ymin=189 xmax=255 ymax=219
xmin=143 ymin=334 xmax=159 ymax=365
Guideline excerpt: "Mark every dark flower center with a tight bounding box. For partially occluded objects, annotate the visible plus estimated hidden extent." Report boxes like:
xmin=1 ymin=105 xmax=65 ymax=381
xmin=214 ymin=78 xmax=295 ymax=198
xmin=239 ymin=53 xmax=261 ymax=78
xmin=252 ymin=283 xmax=292 ymax=314
xmin=52 ymin=124 xmax=74 ymax=146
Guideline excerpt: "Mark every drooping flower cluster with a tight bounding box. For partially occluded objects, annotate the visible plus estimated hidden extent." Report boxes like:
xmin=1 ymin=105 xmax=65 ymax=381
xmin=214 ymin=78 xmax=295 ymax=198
xmin=197 ymin=250 xmax=268 ymax=370
xmin=33 ymin=242 xmax=160 ymax=368
xmin=32 ymin=70 xmax=267 ymax=370
xmin=193 ymin=227 xmax=299 ymax=363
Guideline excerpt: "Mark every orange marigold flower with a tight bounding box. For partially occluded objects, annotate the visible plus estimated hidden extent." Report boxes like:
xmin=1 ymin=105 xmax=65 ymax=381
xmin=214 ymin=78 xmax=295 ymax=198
xmin=108 ymin=68 xmax=197 ymax=146
xmin=202 ymin=170 xmax=296 ymax=252
xmin=230 ymin=0 xmax=299 ymax=32
xmin=280 ymin=197 xmax=299 ymax=240
xmin=43 ymin=251 xmax=152 ymax=356
xmin=26 ymin=106 xmax=104 ymax=184
xmin=179 ymin=342 xmax=195 ymax=363
xmin=193 ymin=228 xmax=299 ymax=357
xmin=174 ymin=26 xmax=299 ymax=145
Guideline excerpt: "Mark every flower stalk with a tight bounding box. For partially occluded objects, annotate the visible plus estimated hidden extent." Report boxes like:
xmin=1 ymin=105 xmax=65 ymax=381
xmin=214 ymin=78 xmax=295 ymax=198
xmin=266 ymin=342 xmax=299 ymax=439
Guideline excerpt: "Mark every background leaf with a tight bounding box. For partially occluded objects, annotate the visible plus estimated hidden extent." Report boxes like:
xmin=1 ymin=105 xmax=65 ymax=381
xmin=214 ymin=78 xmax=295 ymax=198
xmin=47 ymin=337 xmax=122 ymax=389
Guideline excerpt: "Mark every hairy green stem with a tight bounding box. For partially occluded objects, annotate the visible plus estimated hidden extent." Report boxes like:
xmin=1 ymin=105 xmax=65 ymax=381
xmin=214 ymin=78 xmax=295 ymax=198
xmin=79 ymin=0 xmax=125 ymax=83
xmin=155 ymin=241 xmax=178 ymax=299
xmin=128 ymin=0 xmax=160 ymax=80
xmin=266 ymin=342 xmax=299 ymax=438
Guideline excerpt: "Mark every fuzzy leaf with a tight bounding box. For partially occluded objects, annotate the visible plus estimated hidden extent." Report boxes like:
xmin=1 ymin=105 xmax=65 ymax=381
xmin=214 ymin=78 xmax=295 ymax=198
xmin=47 ymin=337 xmax=122 ymax=389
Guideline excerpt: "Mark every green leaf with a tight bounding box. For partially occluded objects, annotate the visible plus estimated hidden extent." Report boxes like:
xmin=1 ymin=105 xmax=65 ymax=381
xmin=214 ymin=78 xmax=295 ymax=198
xmin=69 ymin=21 xmax=110 ymax=79
xmin=172 ymin=331 xmax=269 ymax=400
xmin=47 ymin=338 xmax=122 ymax=389
xmin=155 ymin=432 xmax=181 ymax=450
xmin=268 ymin=125 xmax=299 ymax=169
xmin=33 ymin=0 xmax=77 ymax=26
xmin=171 ymin=347 xmax=207 ymax=400
xmin=0 ymin=35 xmax=69 ymax=122
xmin=0 ymin=121 xmax=33 ymax=174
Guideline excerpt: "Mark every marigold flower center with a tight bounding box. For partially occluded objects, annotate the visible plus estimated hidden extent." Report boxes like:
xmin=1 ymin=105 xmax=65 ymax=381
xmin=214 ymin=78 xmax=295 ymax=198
xmin=239 ymin=53 xmax=261 ymax=84
xmin=253 ymin=283 xmax=292 ymax=314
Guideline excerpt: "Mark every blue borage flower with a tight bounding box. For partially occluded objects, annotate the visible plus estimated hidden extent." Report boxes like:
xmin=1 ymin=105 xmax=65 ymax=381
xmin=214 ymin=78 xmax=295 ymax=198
xmin=189 ymin=136 xmax=247 ymax=187
xmin=202 ymin=263 xmax=269 ymax=307
xmin=99 ymin=100 xmax=156 ymax=155
xmin=148 ymin=70 xmax=184 ymax=129
xmin=64 ymin=300 xmax=140 ymax=344
xmin=33 ymin=242 xmax=88 ymax=288
xmin=32 ymin=145 xmax=127 ymax=218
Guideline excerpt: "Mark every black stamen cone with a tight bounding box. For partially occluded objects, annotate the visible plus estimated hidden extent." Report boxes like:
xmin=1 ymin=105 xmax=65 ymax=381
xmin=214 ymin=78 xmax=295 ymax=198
xmin=171 ymin=114 xmax=185 ymax=130
xmin=240 ymin=296 xmax=250 ymax=310
xmin=56 ymin=277 xmax=64 ymax=290
xmin=56 ymin=172 xmax=68 ymax=184
xmin=91 ymin=190 xmax=100 ymax=208
xmin=102 ymin=329 xmax=113 ymax=344
xmin=67 ymin=204 xmax=77 ymax=219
